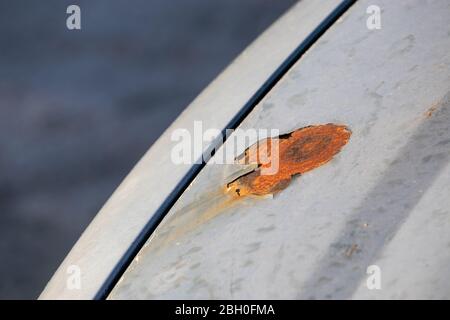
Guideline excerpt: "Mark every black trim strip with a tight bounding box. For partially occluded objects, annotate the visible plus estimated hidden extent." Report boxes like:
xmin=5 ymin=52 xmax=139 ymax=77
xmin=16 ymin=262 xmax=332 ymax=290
xmin=96 ymin=0 xmax=357 ymax=299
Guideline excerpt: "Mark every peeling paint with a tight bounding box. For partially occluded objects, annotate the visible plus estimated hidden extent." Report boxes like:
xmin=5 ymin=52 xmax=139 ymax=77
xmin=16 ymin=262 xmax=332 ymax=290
xmin=227 ymin=124 xmax=351 ymax=197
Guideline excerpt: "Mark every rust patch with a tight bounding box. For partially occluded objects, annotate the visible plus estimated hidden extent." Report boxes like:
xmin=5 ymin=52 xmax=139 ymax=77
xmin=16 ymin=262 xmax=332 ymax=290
xmin=227 ymin=124 xmax=351 ymax=197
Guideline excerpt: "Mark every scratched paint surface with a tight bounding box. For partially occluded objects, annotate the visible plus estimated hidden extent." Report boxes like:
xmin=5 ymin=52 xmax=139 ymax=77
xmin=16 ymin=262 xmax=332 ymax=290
xmin=110 ymin=0 xmax=450 ymax=299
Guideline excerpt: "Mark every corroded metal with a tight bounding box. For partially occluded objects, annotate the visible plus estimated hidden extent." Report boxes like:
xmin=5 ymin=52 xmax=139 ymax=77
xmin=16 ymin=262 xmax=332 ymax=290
xmin=227 ymin=124 xmax=351 ymax=196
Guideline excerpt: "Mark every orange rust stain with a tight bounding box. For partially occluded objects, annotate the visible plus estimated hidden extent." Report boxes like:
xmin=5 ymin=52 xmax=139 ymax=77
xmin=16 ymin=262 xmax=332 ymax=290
xmin=227 ymin=124 xmax=351 ymax=197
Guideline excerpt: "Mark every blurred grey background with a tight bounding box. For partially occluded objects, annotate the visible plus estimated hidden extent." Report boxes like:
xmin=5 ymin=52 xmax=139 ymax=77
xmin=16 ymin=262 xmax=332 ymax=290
xmin=0 ymin=0 xmax=296 ymax=299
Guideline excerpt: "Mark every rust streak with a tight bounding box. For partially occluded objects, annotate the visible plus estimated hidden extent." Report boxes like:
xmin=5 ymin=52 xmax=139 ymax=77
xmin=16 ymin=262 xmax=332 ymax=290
xmin=425 ymin=103 xmax=439 ymax=118
xmin=227 ymin=124 xmax=351 ymax=197
xmin=139 ymin=124 xmax=351 ymax=253
xmin=345 ymin=244 xmax=359 ymax=258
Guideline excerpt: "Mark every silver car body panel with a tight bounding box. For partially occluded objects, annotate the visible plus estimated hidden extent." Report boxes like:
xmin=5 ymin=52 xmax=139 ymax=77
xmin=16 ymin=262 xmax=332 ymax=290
xmin=110 ymin=0 xmax=450 ymax=299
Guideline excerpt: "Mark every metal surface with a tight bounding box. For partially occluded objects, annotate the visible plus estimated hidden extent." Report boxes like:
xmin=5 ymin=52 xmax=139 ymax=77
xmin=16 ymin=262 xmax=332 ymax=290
xmin=40 ymin=0 xmax=344 ymax=299
xmin=110 ymin=0 xmax=450 ymax=299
